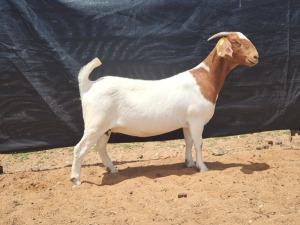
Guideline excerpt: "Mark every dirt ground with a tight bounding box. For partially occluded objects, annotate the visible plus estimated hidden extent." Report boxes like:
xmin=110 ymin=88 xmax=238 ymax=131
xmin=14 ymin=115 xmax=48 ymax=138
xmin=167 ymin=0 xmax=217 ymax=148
xmin=1 ymin=130 xmax=300 ymax=225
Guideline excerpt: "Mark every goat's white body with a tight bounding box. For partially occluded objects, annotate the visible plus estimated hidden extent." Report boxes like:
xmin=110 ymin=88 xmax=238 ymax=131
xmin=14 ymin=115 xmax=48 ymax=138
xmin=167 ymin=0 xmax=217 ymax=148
xmin=71 ymin=59 xmax=214 ymax=186
xmin=82 ymin=73 xmax=215 ymax=137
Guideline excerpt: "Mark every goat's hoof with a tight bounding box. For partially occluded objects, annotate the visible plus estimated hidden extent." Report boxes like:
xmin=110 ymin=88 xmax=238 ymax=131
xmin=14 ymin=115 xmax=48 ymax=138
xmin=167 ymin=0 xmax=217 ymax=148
xmin=199 ymin=167 xmax=209 ymax=173
xmin=70 ymin=177 xmax=81 ymax=187
xmin=186 ymin=161 xmax=196 ymax=168
xmin=106 ymin=167 xmax=119 ymax=174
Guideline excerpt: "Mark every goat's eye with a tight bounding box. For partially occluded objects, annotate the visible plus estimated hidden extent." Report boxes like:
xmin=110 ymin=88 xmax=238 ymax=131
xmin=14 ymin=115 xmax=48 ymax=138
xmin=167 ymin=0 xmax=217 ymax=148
xmin=231 ymin=41 xmax=241 ymax=47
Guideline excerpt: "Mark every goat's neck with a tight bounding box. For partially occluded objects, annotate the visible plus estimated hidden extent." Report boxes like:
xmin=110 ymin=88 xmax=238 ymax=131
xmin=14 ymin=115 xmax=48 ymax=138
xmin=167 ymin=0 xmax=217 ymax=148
xmin=190 ymin=48 xmax=238 ymax=104
xmin=206 ymin=48 xmax=238 ymax=93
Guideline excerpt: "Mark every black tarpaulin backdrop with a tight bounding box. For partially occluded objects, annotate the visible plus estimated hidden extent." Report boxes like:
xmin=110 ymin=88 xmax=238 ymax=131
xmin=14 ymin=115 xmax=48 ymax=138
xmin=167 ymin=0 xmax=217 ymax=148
xmin=1 ymin=0 xmax=300 ymax=153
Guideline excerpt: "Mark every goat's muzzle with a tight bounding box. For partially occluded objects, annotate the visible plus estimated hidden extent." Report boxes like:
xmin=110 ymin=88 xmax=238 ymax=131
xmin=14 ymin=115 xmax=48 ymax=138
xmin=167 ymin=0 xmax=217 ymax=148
xmin=245 ymin=52 xmax=259 ymax=67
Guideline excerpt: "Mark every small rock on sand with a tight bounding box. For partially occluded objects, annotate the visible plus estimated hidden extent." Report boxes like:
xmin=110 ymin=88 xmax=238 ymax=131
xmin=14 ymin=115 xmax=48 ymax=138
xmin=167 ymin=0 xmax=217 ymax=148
xmin=178 ymin=193 xmax=187 ymax=198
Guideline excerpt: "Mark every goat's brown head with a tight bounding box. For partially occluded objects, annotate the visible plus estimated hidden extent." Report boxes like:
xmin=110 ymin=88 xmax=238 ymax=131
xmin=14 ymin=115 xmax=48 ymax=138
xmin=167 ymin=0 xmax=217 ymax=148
xmin=208 ymin=32 xmax=259 ymax=67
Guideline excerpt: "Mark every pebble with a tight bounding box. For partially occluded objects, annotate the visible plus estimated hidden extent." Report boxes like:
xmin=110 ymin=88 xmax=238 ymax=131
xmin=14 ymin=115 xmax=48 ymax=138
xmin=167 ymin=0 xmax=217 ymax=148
xmin=275 ymin=140 xmax=282 ymax=145
xmin=178 ymin=193 xmax=187 ymax=198
xmin=212 ymin=149 xmax=225 ymax=156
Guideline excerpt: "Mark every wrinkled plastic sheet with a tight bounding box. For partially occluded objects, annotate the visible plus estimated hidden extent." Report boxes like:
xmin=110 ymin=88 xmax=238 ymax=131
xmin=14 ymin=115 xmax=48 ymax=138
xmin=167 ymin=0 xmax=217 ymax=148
xmin=1 ymin=0 xmax=300 ymax=153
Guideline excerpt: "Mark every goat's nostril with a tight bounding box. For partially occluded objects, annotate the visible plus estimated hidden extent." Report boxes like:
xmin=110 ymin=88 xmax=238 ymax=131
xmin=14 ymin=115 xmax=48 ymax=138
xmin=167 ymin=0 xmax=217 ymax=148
xmin=253 ymin=55 xmax=258 ymax=60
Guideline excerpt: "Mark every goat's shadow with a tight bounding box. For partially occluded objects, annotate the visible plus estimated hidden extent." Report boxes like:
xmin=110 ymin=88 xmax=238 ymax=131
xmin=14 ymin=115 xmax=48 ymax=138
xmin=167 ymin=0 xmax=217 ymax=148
xmin=82 ymin=160 xmax=270 ymax=186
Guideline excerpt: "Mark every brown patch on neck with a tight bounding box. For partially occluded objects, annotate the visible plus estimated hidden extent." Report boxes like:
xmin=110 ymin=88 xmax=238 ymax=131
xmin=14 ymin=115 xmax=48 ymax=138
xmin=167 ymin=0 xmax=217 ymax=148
xmin=190 ymin=68 xmax=218 ymax=104
xmin=190 ymin=48 xmax=237 ymax=104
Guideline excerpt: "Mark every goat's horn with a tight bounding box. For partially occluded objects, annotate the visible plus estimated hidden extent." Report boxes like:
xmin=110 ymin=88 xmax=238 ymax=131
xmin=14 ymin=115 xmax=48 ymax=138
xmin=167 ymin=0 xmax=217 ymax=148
xmin=207 ymin=32 xmax=231 ymax=41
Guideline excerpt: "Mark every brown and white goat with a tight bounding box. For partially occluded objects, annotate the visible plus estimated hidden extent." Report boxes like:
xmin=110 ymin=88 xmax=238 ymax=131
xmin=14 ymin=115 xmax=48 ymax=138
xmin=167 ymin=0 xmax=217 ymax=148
xmin=71 ymin=31 xmax=259 ymax=186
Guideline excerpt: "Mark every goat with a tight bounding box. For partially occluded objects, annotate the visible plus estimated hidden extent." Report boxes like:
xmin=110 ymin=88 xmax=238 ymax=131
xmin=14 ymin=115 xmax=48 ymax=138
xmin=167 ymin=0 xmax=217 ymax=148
xmin=71 ymin=31 xmax=259 ymax=186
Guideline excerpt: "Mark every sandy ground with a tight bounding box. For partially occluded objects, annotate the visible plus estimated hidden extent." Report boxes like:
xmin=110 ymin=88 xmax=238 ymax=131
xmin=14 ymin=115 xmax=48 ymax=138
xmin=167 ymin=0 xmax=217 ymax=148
xmin=1 ymin=130 xmax=300 ymax=225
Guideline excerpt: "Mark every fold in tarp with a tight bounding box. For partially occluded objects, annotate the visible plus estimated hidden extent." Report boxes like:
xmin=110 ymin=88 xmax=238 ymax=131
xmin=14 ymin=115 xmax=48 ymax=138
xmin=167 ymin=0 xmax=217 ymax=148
xmin=1 ymin=0 xmax=300 ymax=153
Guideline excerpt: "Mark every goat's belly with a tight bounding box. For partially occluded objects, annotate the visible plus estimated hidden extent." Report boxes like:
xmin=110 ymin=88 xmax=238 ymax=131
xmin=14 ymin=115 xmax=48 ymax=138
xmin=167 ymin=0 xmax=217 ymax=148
xmin=111 ymin=119 xmax=187 ymax=137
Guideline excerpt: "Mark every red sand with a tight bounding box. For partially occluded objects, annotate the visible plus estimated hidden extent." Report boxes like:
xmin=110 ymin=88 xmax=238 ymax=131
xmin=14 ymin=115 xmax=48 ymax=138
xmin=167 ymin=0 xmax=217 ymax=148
xmin=1 ymin=130 xmax=300 ymax=225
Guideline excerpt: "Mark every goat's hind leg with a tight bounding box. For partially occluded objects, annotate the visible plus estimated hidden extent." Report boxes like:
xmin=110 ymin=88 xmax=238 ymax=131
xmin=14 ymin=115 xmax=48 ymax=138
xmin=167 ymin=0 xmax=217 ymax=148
xmin=70 ymin=131 xmax=101 ymax=186
xmin=96 ymin=130 xmax=118 ymax=174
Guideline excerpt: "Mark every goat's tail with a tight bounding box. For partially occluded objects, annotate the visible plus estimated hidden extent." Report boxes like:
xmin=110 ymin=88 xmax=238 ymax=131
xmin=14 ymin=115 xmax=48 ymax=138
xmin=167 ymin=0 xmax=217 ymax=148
xmin=78 ymin=57 xmax=102 ymax=95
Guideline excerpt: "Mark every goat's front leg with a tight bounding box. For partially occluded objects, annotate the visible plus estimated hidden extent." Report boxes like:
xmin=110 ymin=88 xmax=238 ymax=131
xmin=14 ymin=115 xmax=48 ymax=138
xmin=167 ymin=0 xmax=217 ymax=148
xmin=183 ymin=128 xmax=196 ymax=168
xmin=189 ymin=124 xmax=209 ymax=172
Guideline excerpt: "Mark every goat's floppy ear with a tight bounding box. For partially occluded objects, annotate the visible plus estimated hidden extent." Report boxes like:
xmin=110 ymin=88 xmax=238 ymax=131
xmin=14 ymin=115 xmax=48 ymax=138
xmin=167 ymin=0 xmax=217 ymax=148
xmin=216 ymin=38 xmax=233 ymax=58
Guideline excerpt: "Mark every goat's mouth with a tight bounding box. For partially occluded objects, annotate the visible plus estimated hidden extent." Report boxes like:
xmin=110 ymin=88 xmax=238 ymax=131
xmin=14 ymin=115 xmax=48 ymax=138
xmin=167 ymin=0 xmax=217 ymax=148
xmin=245 ymin=58 xmax=258 ymax=66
